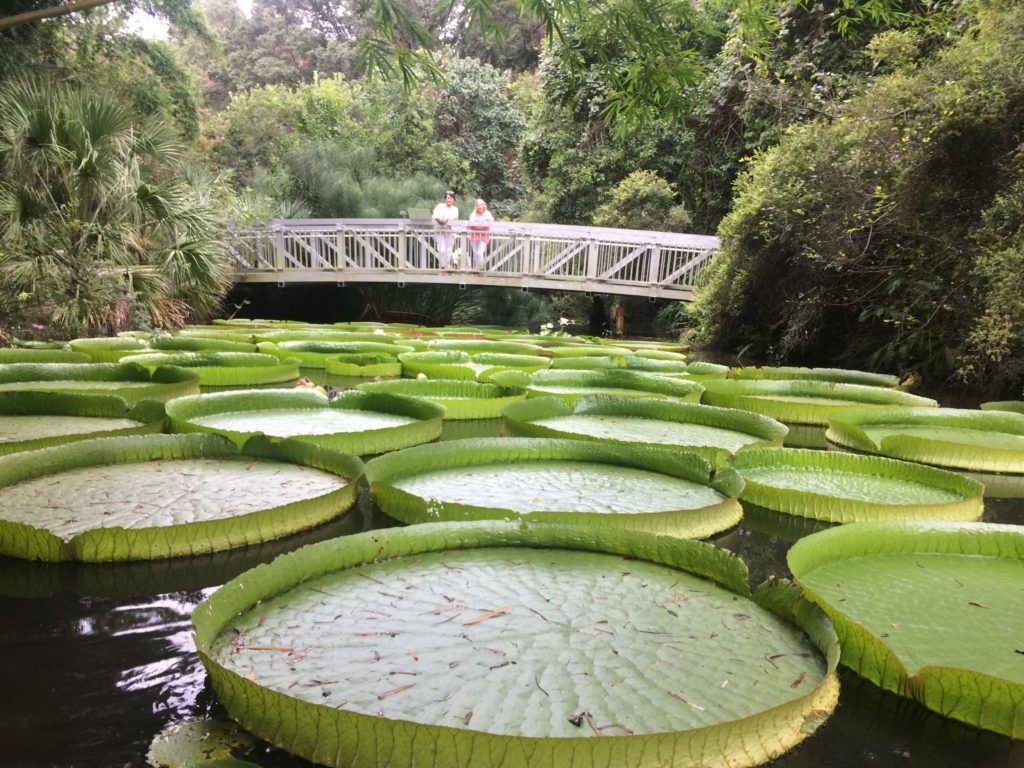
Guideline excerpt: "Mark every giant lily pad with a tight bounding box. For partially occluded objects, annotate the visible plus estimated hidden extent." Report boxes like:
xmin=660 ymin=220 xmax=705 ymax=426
xmin=121 ymin=352 xmax=301 ymax=386
xmin=826 ymin=407 xmax=1024 ymax=497
xmin=788 ymin=521 xmax=1024 ymax=737
xmin=502 ymin=395 xmax=786 ymax=469
xmin=489 ymin=369 xmax=704 ymax=404
xmin=193 ymin=521 xmax=839 ymax=768
xmin=982 ymin=401 xmax=1024 ymax=416
xmin=166 ymin=388 xmax=444 ymax=454
xmin=258 ymin=340 xmax=415 ymax=368
xmin=0 ymin=348 xmax=90 ymax=364
xmin=729 ymin=366 xmax=901 ymax=389
xmin=0 ymin=392 xmax=165 ymax=456
xmin=399 ymin=350 xmax=549 ymax=381
xmin=550 ymin=355 xmax=728 ymax=380
xmin=427 ymin=339 xmax=546 ymax=356
xmin=324 ymin=352 xmax=403 ymax=378
xmin=0 ymin=363 xmax=200 ymax=404
xmin=0 ymin=433 xmax=362 ymax=562
xmin=357 ymin=378 xmax=527 ymax=419
xmin=149 ymin=335 xmax=259 ymax=353
xmin=731 ymin=447 xmax=984 ymax=524
xmin=365 ymin=437 xmax=742 ymax=538
xmin=700 ymin=380 xmax=936 ymax=449
xmin=69 ymin=336 xmax=149 ymax=361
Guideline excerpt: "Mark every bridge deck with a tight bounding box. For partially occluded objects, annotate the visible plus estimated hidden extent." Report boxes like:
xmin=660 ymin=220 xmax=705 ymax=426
xmin=227 ymin=219 xmax=720 ymax=300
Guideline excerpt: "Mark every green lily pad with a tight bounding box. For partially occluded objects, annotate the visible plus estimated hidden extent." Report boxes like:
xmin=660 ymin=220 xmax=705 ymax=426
xmin=826 ymin=407 xmax=1024 ymax=497
xmin=0 ymin=363 xmax=201 ymax=404
xmin=194 ymin=521 xmax=839 ymax=768
xmin=502 ymin=395 xmax=786 ymax=469
xmin=0 ymin=433 xmax=362 ymax=561
xmin=700 ymin=379 xmax=936 ymax=425
xmin=788 ymin=521 xmax=1024 ymax=737
xmin=149 ymin=335 xmax=259 ymax=353
xmin=357 ymin=378 xmax=527 ymax=419
xmin=0 ymin=348 xmax=90 ymax=364
xmin=147 ymin=717 xmax=258 ymax=767
xmin=398 ymin=350 xmax=549 ymax=381
xmin=69 ymin=336 xmax=149 ymax=362
xmin=489 ymin=369 xmax=704 ymax=404
xmin=0 ymin=392 xmax=165 ymax=456
xmin=729 ymin=366 xmax=901 ymax=388
xmin=365 ymin=437 xmax=743 ymax=538
xmin=258 ymin=340 xmax=415 ymax=368
xmin=549 ymin=355 xmax=728 ymax=380
xmin=731 ymin=447 xmax=984 ymax=524
xmin=982 ymin=400 xmax=1024 ymax=416
xmin=166 ymin=388 xmax=444 ymax=454
xmin=121 ymin=351 xmax=301 ymax=386
xmin=427 ymin=339 xmax=546 ymax=355
xmin=324 ymin=352 xmax=403 ymax=378
xmin=546 ymin=344 xmax=635 ymax=357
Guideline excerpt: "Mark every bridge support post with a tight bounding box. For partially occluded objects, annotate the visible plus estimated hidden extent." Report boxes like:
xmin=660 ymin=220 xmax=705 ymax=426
xmin=273 ymin=225 xmax=285 ymax=271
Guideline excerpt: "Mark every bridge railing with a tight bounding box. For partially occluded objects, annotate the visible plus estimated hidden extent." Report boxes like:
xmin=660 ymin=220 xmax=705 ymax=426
xmin=226 ymin=219 xmax=720 ymax=299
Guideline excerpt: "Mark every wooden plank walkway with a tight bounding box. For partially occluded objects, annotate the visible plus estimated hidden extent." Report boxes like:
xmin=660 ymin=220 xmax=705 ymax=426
xmin=227 ymin=219 xmax=721 ymax=300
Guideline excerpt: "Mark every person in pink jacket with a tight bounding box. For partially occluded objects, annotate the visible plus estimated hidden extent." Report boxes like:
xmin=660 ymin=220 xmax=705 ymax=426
xmin=468 ymin=198 xmax=495 ymax=270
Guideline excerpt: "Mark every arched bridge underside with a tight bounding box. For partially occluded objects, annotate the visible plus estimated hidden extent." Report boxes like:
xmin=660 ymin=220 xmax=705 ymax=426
xmin=228 ymin=219 xmax=720 ymax=300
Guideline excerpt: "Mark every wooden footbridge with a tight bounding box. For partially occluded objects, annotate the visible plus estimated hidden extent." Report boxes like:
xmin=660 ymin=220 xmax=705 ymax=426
xmin=227 ymin=219 xmax=720 ymax=300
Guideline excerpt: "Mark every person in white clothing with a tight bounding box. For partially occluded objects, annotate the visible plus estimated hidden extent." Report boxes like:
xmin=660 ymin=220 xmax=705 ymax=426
xmin=468 ymin=198 xmax=495 ymax=270
xmin=432 ymin=190 xmax=459 ymax=269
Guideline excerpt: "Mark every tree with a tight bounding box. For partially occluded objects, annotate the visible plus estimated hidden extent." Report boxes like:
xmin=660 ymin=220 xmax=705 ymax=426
xmin=0 ymin=80 xmax=232 ymax=337
xmin=690 ymin=4 xmax=1024 ymax=394
xmin=593 ymin=170 xmax=692 ymax=232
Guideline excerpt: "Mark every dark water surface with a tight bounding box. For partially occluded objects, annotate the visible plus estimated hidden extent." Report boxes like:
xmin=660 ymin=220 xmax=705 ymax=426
xmin=1 ymin=419 xmax=1022 ymax=768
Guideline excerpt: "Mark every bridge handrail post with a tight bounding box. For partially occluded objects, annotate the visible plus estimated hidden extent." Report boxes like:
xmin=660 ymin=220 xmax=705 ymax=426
xmin=273 ymin=224 xmax=286 ymax=271
xmin=586 ymin=238 xmax=598 ymax=279
xmin=649 ymin=242 xmax=663 ymax=285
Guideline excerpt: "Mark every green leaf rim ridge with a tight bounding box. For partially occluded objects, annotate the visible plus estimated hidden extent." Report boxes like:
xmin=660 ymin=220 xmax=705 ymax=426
xmin=0 ymin=391 xmax=165 ymax=456
xmin=489 ymin=369 xmax=705 ymax=404
xmin=166 ymin=388 xmax=444 ymax=454
xmin=357 ymin=378 xmax=527 ymax=419
xmin=193 ymin=520 xmax=840 ymax=768
xmin=731 ymin=447 xmax=984 ymax=523
xmin=120 ymin=352 xmax=301 ymax=386
xmin=0 ymin=432 xmax=362 ymax=562
xmin=546 ymin=344 xmax=635 ymax=357
xmin=69 ymin=336 xmax=150 ymax=362
xmin=0 ymin=362 xmax=201 ymax=404
xmin=258 ymin=340 xmax=415 ymax=368
xmin=398 ymin=350 xmax=477 ymax=380
xmin=254 ymin=329 xmax=413 ymax=344
xmin=0 ymin=348 xmax=91 ymax=364
xmin=981 ymin=400 xmax=1024 ymax=415
xmin=149 ymin=335 xmax=259 ymax=353
xmin=502 ymin=395 xmax=787 ymax=469
xmin=787 ymin=521 xmax=1024 ymax=737
xmin=700 ymin=379 xmax=936 ymax=425
xmin=365 ymin=436 xmax=743 ymax=538
xmin=427 ymin=339 xmax=546 ymax=355
xmin=324 ymin=353 xmax=403 ymax=378
xmin=728 ymin=366 xmax=900 ymax=388
xmin=825 ymin=406 xmax=1024 ymax=473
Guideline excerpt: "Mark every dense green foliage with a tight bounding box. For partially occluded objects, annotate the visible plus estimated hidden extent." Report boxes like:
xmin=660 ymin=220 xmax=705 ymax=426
xmin=691 ymin=4 xmax=1024 ymax=395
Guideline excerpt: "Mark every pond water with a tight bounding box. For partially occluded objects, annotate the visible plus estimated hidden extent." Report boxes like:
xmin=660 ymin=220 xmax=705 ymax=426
xmin=1 ymin=414 xmax=1022 ymax=767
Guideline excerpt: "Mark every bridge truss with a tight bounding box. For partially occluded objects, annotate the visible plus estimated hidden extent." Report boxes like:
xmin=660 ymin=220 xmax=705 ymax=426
xmin=227 ymin=219 xmax=720 ymax=300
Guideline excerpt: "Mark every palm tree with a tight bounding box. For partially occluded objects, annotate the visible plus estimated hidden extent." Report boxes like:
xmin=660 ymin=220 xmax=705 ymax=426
xmin=0 ymin=78 xmax=231 ymax=337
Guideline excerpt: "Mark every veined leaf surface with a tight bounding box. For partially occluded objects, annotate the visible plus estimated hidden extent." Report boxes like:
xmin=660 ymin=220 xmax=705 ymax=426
xmin=701 ymin=380 xmax=936 ymax=425
xmin=789 ymin=521 xmax=1024 ymax=737
xmin=0 ymin=392 xmax=164 ymax=455
xmin=729 ymin=366 xmax=900 ymax=388
xmin=358 ymin=378 xmax=527 ymax=419
xmin=0 ymin=433 xmax=361 ymax=561
xmin=121 ymin=352 xmax=301 ymax=386
xmin=0 ymin=363 xmax=200 ymax=404
xmin=167 ymin=389 xmax=443 ymax=454
xmin=490 ymin=369 xmax=704 ymax=404
xmin=502 ymin=395 xmax=786 ymax=469
xmin=366 ymin=437 xmax=742 ymax=538
xmin=826 ymin=407 xmax=1024 ymax=496
xmin=732 ymin=448 xmax=984 ymax=523
xmin=194 ymin=521 xmax=839 ymax=768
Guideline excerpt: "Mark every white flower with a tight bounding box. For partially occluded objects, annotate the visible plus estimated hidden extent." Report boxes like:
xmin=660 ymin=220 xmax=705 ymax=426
xmin=558 ymin=317 xmax=569 ymax=326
